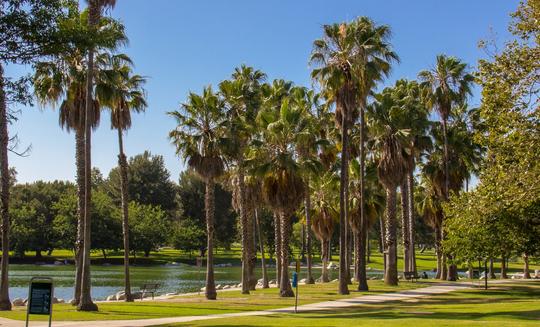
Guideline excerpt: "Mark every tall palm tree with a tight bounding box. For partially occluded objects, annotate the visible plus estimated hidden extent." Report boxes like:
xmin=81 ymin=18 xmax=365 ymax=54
xmin=219 ymin=66 xmax=266 ymax=293
xmin=96 ymin=54 xmax=147 ymax=301
xmin=169 ymin=86 xmax=226 ymax=300
xmin=419 ymin=55 xmax=473 ymax=281
xmin=369 ymin=88 xmax=410 ymax=286
xmin=251 ymin=90 xmax=313 ymax=297
xmin=311 ymin=18 xmax=398 ymax=293
xmin=79 ymin=0 xmax=117 ymax=311
xmin=310 ymin=171 xmax=339 ymax=283
xmin=391 ymin=80 xmax=432 ymax=274
xmin=291 ymin=86 xmax=320 ymax=284
xmin=33 ymin=49 xmax=101 ymax=306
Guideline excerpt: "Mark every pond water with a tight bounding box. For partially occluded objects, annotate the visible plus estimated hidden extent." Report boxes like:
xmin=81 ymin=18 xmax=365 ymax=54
xmin=7 ymin=263 xmax=347 ymax=301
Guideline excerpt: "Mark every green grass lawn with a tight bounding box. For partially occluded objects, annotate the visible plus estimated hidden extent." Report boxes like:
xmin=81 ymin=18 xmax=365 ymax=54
xmin=162 ymin=281 xmax=540 ymax=327
xmin=0 ymin=280 xmax=431 ymax=321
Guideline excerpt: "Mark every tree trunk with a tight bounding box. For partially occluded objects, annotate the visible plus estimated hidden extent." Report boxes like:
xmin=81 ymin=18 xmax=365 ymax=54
xmin=205 ymin=180 xmax=217 ymax=300
xmin=254 ymin=209 xmax=269 ymax=288
xmin=384 ymin=187 xmax=398 ymax=285
xmin=357 ymin=104 xmax=368 ymax=291
xmin=338 ymin=112 xmax=350 ymax=295
xmin=304 ymin=187 xmax=314 ymax=284
xmin=400 ymin=182 xmax=410 ymax=274
xmin=118 ymin=129 xmax=132 ymax=302
xmin=273 ymin=212 xmax=281 ymax=287
xmin=435 ymin=227 xmax=441 ymax=279
xmin=500 ymin=255 xmax=508 ymax=279
xmin=0 ymin=63 xmax=12 ymax=311
xmin=407 ymin=167 xmax=417 ymax=275
xmin=321 ymin=239 xmax=330 ymax=282
xmin=379 ymin=215 xmax=386 ymax=279
xmin=301 ymin=224 xmax=306 ymax=262
xmin=237 ymin=167 xmax=250 ymax=294
xmin=247 ymin=208 xmax=256 ymax=291
xmin=78 ymin=2 xmax=99 ymax=311
xmin=523 ymin=254 xmax=531 ymax=279
xmin=488 ymin=258 xmax=496 ymax=279
xmin=73 ymin=129 xmax=85 ymax=306
xmin=279 ymin=211 xmax=294 ymax=297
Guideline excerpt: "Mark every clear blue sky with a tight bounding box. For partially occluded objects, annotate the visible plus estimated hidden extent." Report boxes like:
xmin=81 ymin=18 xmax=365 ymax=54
xmin=6 ymin=0 xmax=518 ymax=184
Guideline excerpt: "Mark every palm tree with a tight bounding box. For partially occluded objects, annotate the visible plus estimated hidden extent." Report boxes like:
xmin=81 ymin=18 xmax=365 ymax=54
xmin=79 ymin=0 xmax=118 ymax=312
xmin=291 ymin=86 xmax=320 ymax=284
xmin=419 ymin=55 xmax=473 ymax=281
xmin=219 ymin=65 xmax=266 ymax=293
xmin=33 ymin=49 xmax=101 ymax=306
xmin=310 ymin=171 xmax=339 ymax=282
xmin=169 ymin=86 xmax=226 ymax=300
xmin=311 ymin=18 xmax=398 ymax=293
xmin=251 ymin=89 xmax=313 ymax=297
xmin=392 ymin=80 xmax=432 ymax=275
xmin=369 ymin=88 xmax=410 ymax=286
xmin=96 ymin=54 xmax=147 ymax=301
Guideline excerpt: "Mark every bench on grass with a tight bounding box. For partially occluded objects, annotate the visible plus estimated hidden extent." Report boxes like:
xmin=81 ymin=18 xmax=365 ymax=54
xmin=403 ymin=271 xmax=420 ymax=282
xmin=140 ymin=283 xmax=160 ymax=300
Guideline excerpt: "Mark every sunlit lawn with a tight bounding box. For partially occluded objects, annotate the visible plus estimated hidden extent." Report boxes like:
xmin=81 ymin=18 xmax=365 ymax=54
xmin=0 ymin=280 xmax=431 ymax=321
xmin=163 ymin=281 xmax=540 ymax=327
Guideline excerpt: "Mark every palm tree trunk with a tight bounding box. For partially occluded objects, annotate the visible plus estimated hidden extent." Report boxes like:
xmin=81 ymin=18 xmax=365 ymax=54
xmin=358 ymin=104 xmax=368 ymax=291
xmin=273 ymin=212 xmax=281 ymax=287
xmin=441 ymin=118 xmax=457 ymax=281
xmin=435 ymin=226 xmax=442 ymax=279
xmin=247 ymin=207 xmax=256 ymax=291
xmin=254 ymin=208 xmax=269 ymax=288
xmin=400 ymin=182 xmax=410 ymax=274
xmin=407 ymin=167 xmax=417 ymax=275
xmin=237 ymin=167 xmax=250 ymax=294
xmin=279 ymin=211 xmax=294 ymax=297
xmin=0 ymin=63 xmax=12 ymax=311
xmin=321 ymin=239 xmax=330 ymax=282
xmin=384 ymin=187 xmax=398 ymax=286
xmin=117 ymin=129 xmax=132 ymax=302
xmin=523 ymin=254 xmax=531 ymax=279
xmin=500 ymin=254 xmax=508 ymax=279
xmin=73 ymin=129 xmax=85 ymax=306
xmin=304 ymin=187 xmax=314 ymax=284
xmin=78 ymin=2 xmax=99 ymax=311
xmin=205 ymin=180 xmax=217 ymax=300
xmin=338 ymin=112 xmax=350 ymax=295
xmin=379 ymin=215 xmax=386 ymax=279
xmin=488 ymin=258 xmax=496 ymax=279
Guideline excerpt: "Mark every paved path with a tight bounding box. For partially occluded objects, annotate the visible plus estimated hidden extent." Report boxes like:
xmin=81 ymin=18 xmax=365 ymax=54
xmin=0 ymin=281 xmax=508 ymax=327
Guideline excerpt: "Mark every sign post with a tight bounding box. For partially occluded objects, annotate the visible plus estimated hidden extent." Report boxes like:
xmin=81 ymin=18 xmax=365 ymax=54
xmin=26 ymin=277 xmax=53 ymax=327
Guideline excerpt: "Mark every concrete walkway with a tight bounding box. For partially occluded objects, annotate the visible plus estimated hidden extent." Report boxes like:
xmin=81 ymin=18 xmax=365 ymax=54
xmin=0 ymin=282 xmax=502 ymax=327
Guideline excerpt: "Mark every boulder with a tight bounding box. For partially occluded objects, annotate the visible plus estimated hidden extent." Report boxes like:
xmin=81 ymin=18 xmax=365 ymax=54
xmin=299 ymin=278 xmax=307 ymax=284
xmin=535 ymin=269 xmax=540 ymax=278
xmin=200 ymin=287 xmax=206 ymax=292
xmin=69 ymin=298 xmax=76 ymax=305
xmin=106 ymin=295 xmax=117 ymax=301
xmin=370 ymin=276 xmax=378 ymax=280
xmin=222 ymin=285 xmax=231 ymax=289
xmin=327 ymin=262 xmax=338 ymax=270
xmin=331 ymin=279 xmax=338 ymax=283
xmin=165 ymin=292 xmax=178 ymax=296
xmin=12 ymin=298 xmax=25 ymax=307
xmin=116 ymin=291 xmax=126 ymax=301
xmin=216 ymin=284 xmax=222 ymax=290
xmin=236 ymin=283 xmax=242 ymax=288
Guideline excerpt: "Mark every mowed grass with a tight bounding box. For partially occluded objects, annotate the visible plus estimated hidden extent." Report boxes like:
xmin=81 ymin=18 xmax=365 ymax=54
xmin=163 ymin=281 xmax=540 ymax=327
xmin=0 ymin=280 xmax=430 ymax=321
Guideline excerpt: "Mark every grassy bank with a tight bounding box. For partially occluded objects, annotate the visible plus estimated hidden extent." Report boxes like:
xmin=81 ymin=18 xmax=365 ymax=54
xmin=0 ymin=280 xmax=430 ymax=321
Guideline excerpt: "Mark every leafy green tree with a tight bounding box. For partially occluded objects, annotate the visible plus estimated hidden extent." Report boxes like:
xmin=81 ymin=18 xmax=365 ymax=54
xmin=177 ymin=171 xmax=237 ymax=250
xmin=128 ymin=202 xmax=167 ymax=257
xmin=0 ymin=0 xmax=75 ymax=310
xmin=106 ymin=151 xmax=178 ymax=213
xmin=169 ymin=86 xmax=227 ymax=300
xmin=170 ymin=220 xmax=206 ymax=256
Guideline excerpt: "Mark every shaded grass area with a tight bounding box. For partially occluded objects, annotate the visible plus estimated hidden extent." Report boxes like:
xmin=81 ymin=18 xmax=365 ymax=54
xmin=0 ymin=280 xmax=430 ymax=321
xmin=163 ymin=281 xmax=540 ymax=327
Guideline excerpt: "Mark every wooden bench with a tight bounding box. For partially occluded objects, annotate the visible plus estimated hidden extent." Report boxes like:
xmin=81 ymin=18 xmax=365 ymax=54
xmin=140 ymin=283 xmax=160 ymax=300
xmin=403 ymin=271 xmax=419 ymax=282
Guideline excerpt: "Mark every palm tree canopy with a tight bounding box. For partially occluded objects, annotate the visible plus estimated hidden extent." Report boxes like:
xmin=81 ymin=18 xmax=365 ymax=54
xmin=418 ymin=54 xmax=474 ymax=121
xmin=169 ymin=86 xmax=226 ymax=182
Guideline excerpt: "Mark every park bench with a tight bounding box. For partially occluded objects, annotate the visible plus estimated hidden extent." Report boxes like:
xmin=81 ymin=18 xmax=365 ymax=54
xmin=403 ymin=271 xmax=420 ymax=282
xmin=140 ymin=283 xmax=160 ymax=300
